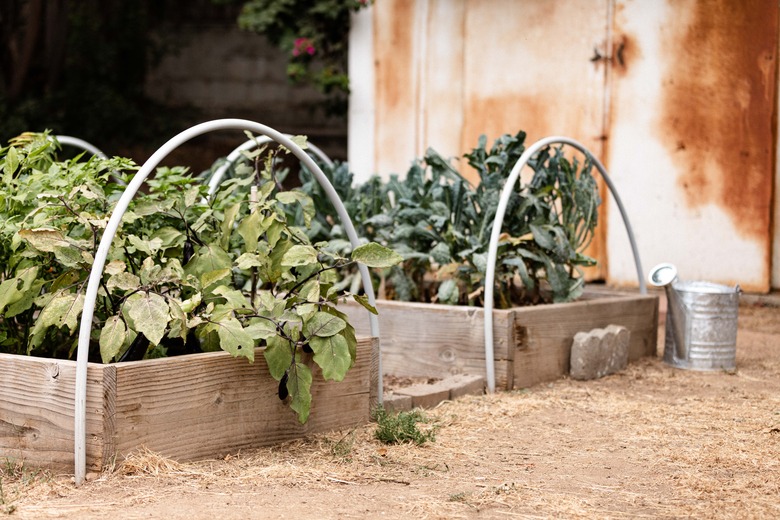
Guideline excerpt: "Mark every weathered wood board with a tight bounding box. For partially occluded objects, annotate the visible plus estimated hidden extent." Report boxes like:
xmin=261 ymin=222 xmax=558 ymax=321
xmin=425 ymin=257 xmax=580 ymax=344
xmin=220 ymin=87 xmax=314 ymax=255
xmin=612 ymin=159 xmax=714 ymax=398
xmin=511 ymin=291 xmax=658 ymax=388
xmin=0 ymin=337 xmax=378 ymax=473
xmin=343 ymin=300 xmax=516 ymax=389
xmin=343 ymin=290 xmax=658 ymax=390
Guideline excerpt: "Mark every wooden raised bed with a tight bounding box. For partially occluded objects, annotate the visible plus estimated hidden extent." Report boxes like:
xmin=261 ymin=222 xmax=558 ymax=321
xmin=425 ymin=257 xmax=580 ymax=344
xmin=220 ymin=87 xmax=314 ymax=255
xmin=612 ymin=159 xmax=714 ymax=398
xmin=0 ymin=337 xmax=378 ymax=472
xmin=343 ymin=290 xmax=657 ymax=390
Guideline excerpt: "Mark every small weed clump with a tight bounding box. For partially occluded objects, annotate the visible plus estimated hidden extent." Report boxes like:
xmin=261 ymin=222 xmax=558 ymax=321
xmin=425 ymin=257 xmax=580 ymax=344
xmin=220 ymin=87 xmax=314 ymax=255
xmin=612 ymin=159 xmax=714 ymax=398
xmin=373 ymin=407 xmax=437 ymax=446
xmin=1 ymin=458 xmax=46 ymax=515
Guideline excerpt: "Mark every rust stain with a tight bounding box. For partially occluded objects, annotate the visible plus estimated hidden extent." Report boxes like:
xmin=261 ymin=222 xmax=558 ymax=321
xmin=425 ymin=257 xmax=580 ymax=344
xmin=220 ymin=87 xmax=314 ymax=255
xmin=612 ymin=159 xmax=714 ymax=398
xmin=373 ymin=0 xmax=418 ymax=173
xmin=657 ymin=0 xmax=778 ymax=241
xmin=611 ymin=32 xmax=640 ymax=78
xmin=374 ymin=0 xmax=415 ymax=112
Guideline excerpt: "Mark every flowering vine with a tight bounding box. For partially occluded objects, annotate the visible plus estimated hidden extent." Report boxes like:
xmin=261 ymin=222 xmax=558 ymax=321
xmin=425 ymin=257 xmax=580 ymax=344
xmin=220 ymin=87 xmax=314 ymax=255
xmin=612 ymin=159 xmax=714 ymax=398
xmin=235 ymin=0 xmax=374 ymax=115
xmin=292 ymin=38 xmax=316 ymax=57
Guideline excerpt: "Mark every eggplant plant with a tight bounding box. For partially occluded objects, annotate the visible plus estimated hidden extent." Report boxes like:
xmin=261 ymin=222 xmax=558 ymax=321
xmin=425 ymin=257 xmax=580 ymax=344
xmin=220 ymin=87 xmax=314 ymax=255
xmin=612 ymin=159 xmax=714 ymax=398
xmin=0 ymin=132 xmax=400 ymax=423
xmin=292 ymin=131 xmax=600 ymax=308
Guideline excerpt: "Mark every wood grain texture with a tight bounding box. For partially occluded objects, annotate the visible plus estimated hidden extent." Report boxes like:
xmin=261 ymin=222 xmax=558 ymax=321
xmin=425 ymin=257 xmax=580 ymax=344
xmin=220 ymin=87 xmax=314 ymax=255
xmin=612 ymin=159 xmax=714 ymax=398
xmin=0 ymin=354 xmax=107 ymax=472
xmin=343 ymin=292 xmax=658 ymax=391
xmin=512 ymin=294 xmax=658 ymax=388
xmin=1 ymin=338 xmax=377 ymax=471
xmin=110 ymin=337 xmax=376 ymax=462
xmin=342 ymin=301 xmax=515 ymax=389
xmin=369 ymin=338 xmax=380 ymax=411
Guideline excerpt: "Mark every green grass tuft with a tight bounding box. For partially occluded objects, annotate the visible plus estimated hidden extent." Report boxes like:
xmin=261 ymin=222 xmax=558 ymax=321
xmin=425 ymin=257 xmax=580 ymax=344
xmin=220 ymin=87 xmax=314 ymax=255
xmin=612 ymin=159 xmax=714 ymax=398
xmin=373 ymin=407 xmax=437 ymax=446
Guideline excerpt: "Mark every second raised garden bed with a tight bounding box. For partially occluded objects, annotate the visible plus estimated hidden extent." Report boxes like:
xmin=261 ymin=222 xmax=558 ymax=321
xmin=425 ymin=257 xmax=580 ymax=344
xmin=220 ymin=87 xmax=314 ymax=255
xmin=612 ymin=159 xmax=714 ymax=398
xmin=343 ymin=289 xmax=657 ymax=390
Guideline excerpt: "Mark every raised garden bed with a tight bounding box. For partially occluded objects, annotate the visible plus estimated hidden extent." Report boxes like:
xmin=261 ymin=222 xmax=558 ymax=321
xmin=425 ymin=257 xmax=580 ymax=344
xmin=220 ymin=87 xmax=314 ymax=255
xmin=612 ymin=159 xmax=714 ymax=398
xmin=0 ymin=337 xmax=378 ymax=473
xmin=343 ymin=289 xmax=657 ymax=390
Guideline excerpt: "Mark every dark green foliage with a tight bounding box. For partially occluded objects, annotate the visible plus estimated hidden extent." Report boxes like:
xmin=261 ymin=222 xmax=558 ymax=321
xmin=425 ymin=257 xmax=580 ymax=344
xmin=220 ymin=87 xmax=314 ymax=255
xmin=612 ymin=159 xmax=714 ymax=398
xmin=292 ymin=131 xmax=601 ymax=308
xmin=373 ymin=407 xmax=437 ymax=446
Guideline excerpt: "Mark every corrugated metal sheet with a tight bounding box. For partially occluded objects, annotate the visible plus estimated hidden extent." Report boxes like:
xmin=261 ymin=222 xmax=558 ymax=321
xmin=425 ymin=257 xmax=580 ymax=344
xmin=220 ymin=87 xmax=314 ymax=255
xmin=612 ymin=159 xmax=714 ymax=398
xmin=352 ymin=0 xmax=779 ymax=291
xmin=607 ymin=0 xmax=777 ymax=292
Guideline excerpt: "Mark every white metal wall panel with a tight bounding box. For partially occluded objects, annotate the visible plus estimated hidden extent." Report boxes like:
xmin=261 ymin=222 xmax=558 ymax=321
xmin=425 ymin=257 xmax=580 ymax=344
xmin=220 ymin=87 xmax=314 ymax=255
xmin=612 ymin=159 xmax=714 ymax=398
xmin=461 ymin=0 xmax=610 ymax=277
xmin=348 ymin=6 xmax=375 ymax=180
xmin=350 ymin=0 xmax=779 ymax=291
xmin=607 ymin=0 xmax=776 ymax=291
xmin=422 ymin=0 xmax=466 ymax=164
xmin=461 ymin=0 xmax=609 ymax=164
xmin=372 ymin=0 xmax=421 ymax=178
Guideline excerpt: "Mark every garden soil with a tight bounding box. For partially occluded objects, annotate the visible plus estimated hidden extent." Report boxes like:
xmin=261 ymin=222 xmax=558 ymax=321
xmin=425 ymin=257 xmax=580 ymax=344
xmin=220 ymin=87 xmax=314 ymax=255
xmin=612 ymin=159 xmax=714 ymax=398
xmin=3 ymin=300 xmax=779 ymax=519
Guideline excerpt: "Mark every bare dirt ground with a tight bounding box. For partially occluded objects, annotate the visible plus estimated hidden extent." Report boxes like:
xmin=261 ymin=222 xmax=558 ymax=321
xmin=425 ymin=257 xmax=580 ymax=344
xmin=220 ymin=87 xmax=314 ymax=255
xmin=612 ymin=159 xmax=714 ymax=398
xmin=2 ymin=302 xmax=779 ymax=519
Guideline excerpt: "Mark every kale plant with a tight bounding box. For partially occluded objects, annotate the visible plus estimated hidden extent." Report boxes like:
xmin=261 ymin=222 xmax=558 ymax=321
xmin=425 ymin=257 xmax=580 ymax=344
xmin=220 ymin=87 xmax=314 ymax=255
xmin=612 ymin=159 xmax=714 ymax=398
xmin=291 ymin=131 xmax=600 ymax=308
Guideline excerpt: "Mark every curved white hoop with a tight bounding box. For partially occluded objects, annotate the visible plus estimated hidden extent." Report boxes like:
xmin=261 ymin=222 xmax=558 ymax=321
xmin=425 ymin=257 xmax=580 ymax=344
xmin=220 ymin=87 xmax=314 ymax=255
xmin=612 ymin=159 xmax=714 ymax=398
xmin=207 ymin=135 xmax=335 ymax=196
xmin=483 ymin=136 xmax=646 ymax=393
xmin=73 ymin=119 xmax=380 ymax=485
xmin=54 ymin=135 xmax=108 ymax=159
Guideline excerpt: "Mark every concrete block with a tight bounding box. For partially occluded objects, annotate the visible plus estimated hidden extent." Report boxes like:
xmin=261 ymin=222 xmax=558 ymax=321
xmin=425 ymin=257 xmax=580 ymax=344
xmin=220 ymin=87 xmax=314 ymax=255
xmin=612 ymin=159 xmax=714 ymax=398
xmin=381 ymin=393 xmax=412 ymax=413
xmin=445 ymin=374 xmax=485 ymax=399
xmin=393 ymin=384 xmax=450 ymax=409
xmin=391 ymin=374 xmax=485 ymax=409
xmin=570 ymin=324 xmax=630 ymax=380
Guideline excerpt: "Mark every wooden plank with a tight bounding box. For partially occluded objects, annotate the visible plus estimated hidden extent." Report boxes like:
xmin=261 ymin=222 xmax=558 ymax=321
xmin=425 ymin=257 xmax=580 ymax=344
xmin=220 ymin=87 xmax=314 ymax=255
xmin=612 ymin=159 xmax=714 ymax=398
xmin=512 ymin=294 xmax=658 ymax=388
xmin=0 ymin=354 xmax=107 ymax=472
xmin=101 ymin=365 xmax=117 ymax=469
xmin=342 ymin=301 xmax=514 ymax=389
xmin=0 ymin=338 xmax=376 ymax=471
xmin=110 ymin=337 xmax=376 ymax=462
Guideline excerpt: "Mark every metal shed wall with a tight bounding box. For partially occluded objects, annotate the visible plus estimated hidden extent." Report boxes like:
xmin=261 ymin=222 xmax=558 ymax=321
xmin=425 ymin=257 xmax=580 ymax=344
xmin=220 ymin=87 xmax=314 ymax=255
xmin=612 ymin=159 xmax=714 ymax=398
xmin=349 ymin=0 xmax=779 ymax=291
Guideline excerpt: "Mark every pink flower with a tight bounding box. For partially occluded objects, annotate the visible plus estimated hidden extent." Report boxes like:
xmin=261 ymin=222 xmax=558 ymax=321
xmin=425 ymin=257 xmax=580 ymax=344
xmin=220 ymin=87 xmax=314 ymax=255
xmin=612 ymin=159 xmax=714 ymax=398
xmin=293 ymin=37 xmax=315 ymax=57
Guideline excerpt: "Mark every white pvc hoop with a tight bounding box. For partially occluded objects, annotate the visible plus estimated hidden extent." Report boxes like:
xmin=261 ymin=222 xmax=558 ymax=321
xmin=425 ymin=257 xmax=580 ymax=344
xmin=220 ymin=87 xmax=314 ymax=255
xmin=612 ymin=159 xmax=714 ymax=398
xmin=207 ymin=135 xmax=335 ymax=196
xmin=73 ymin=119 xmax=380 ymax=485
xmin=483 ymin=136 xmax=646 ymax=393
xmin=54 ymin=135 xmax=108 ymax=159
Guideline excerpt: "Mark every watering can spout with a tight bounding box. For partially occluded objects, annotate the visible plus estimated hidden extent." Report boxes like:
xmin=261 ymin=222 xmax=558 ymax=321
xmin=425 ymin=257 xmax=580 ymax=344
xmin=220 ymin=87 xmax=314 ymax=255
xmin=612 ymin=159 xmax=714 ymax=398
xmin=648 ymin=263 xmax=687 ymax=362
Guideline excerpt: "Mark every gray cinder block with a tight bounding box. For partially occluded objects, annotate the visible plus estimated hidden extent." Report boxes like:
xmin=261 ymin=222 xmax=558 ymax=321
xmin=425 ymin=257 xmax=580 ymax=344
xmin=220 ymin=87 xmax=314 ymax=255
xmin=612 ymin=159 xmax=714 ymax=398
xmin=570 ymin=324 xmax=630 ymax=380
xmin=381 ymin=393 xmax=413 ymax=413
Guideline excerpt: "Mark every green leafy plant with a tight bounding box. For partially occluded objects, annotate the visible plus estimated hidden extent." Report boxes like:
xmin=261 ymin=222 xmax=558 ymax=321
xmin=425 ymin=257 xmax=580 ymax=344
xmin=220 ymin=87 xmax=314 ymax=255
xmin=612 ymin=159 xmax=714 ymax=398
xmin=292 ymin=131 xmax=600 ymax=308
xmin=0 ymin=132 xmax=401 ymax=423
xmin=373 ymin=407 xmax=437 ymax=446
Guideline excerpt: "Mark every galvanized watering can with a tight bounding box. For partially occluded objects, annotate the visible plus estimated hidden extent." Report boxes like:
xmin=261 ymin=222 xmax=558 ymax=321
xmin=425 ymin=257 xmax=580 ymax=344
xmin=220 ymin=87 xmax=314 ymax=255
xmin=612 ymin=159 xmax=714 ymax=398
xmin=648 ymin=263 xmax=740 ymax=371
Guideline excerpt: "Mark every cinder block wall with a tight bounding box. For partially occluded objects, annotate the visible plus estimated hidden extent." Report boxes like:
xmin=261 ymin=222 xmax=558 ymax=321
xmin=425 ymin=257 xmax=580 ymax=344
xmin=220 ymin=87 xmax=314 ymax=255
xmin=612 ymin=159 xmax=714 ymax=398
xmin=140 ymin=12 xmax=347 ymax=172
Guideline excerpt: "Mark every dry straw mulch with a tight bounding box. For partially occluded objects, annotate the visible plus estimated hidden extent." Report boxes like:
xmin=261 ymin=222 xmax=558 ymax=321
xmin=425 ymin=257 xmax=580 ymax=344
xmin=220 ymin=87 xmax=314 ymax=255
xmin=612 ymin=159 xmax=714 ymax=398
xmin=4 ymin=303 xmax=780 ymax=519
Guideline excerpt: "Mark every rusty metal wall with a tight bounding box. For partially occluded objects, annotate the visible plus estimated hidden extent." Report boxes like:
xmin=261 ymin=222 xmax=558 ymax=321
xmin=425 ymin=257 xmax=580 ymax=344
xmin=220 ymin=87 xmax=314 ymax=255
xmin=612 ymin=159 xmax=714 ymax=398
xmin=353 ymin=0 xmax=779 ymax=291
xmin=607 ymin=0 xmax=777 ymax=292
xmin=461 ymin=0 xmax=609 ymax=160
xmin=370 ymin=0 xmax=611 ymax=277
